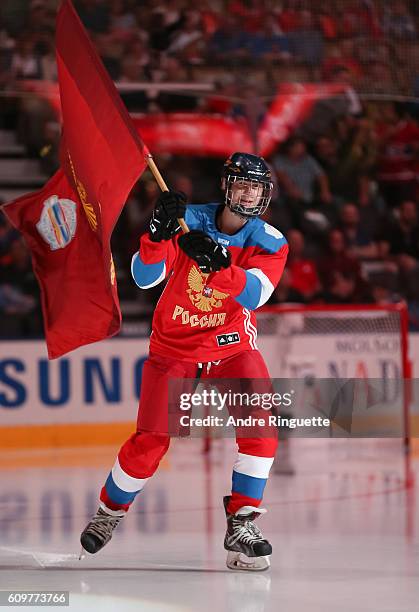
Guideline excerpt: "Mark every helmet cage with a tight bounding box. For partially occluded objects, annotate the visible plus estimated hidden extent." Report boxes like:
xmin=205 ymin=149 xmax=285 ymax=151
xmin=224 ymin=175 xmax=273 ymax=218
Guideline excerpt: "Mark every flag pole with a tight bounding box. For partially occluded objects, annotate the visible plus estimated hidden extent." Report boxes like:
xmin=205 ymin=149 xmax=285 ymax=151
xmin=145 ymin=152 xmax=189 ymax=233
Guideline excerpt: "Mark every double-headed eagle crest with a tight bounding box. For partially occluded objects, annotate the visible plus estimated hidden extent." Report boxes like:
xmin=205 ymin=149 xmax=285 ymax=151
xmin=186 ymin=265 xmax=229 ymax=312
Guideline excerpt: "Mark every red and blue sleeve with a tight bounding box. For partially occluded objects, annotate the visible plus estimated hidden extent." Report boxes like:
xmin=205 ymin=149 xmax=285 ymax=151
xmin=131 ymin=233 xmax=178 ymax=289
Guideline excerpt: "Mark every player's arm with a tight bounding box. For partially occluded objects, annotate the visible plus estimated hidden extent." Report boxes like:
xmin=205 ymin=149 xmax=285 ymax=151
xmin=178 ymin=228 xmax=288 ymax=310
xmin=209 ymin=244 xmax=289 ymax=310
xmin=131 ymin=191 xmax=186 ymax=289
xmin=228 ymin=244 xmax=288 ymax=309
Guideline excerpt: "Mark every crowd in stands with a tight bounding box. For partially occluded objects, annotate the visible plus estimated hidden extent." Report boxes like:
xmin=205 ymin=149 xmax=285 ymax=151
xmin=1 ymin=0 xmax=419 ymax=96
xmin=1 ymin=0 xmax=419 ymax=335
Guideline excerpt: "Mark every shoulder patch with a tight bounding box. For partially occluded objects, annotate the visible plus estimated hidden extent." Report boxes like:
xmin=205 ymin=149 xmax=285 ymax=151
xmin=263 ymin=223 xmax=284 ymax=240
xmin=247 ymin=219 xmax=287 ymax=253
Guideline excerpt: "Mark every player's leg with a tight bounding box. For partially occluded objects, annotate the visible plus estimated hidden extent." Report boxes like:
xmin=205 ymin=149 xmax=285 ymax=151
xmin=80 ymin=352 xmax=196 ymax=554
xmin=207 ymin=351 xmax=278 ymax=570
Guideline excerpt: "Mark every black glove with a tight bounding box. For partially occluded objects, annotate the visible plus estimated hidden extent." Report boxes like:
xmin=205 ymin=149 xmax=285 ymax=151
xmin=149 ymin=191 xmax=187 ymax=242
xmin=178 ymin=230 xmax=231 ymax=273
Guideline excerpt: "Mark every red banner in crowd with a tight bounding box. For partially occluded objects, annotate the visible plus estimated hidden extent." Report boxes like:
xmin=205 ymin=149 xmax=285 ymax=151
xmin=3 ymin=0 xmax=147 ymax=358
xmin=132 ymin=114 xmax=253 ymax=157
xmin=258 ymin=83 xmax=348 ymax=157
xmin=19 ymin=79 xmax=348 ymax=159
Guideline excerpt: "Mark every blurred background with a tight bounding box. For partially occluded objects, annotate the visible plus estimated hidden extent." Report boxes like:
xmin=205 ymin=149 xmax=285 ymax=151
xmin=1 ymin=0 xmax=419 ymax=338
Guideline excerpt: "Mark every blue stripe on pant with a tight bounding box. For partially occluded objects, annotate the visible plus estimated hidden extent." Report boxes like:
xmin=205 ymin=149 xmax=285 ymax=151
xmin=104 ymin=472 xmax=141 ymax=505
xmin=232 ymin=470 xmax=267 ymax=501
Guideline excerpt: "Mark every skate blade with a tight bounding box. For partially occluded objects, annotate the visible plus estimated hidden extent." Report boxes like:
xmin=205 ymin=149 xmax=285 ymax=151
xmin=79 ymin=547 xmax=86 ymax=561
xmin=226 ymin=551 xmax=270 ymax=571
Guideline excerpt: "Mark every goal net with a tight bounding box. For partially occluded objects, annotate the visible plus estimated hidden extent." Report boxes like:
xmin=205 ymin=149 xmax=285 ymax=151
xmin=256 ymin=303 xmax=412 ymax=483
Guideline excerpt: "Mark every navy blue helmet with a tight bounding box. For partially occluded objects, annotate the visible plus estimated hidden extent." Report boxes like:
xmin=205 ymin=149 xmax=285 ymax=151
xmin=222 ymin=152 xmax=273 ymax=218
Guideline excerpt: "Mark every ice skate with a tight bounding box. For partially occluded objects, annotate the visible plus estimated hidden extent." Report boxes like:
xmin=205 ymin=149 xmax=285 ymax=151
xmin=80 ymin=507 xmax=125 ymax=554
xmin=223 ymin=496 xmax=272 ymax=571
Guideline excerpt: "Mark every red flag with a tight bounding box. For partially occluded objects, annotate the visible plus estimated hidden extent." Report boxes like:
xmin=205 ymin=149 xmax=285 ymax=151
xmin=2 ymin=0 xmax=147 ymax=358
xmin=55 ymin=0 xmax=147 ymax=236
xmin=3 ymin=170 xmax=120 ymax=358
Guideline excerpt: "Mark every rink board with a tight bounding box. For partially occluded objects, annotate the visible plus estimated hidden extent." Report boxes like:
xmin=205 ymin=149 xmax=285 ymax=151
xmin=0 ymin=333 xmax=418 ymax=447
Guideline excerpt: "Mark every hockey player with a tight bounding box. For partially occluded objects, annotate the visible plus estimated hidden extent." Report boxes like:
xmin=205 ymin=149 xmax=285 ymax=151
xmin=80 ymin=152 xmax=289 ymax=570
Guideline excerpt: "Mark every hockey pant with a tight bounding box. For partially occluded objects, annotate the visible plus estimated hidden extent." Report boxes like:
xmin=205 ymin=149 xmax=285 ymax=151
xmin=100 ymin=350 xmax=278 ymax=515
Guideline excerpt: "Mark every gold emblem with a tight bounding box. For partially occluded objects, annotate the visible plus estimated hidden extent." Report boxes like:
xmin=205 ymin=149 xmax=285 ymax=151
xmin=110 ymin=256 xmax=116 ymax=285
xmin=68 ymin=152 xmax=98 ymax=232
xmin=186 ymin=265 xmax=229 ymax=312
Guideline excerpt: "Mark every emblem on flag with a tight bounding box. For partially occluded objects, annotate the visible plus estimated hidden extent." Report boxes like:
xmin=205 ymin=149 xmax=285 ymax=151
xmin=36 ymin=195 xmax=77 ymax=250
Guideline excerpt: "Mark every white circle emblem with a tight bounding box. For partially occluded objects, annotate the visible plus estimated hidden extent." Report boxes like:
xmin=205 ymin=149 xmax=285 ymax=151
xmin=36 ymin=195 xmax=77 ymax=250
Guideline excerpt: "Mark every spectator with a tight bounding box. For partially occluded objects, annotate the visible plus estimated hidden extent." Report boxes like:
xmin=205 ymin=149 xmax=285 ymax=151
xmin=208 ymin=14 xmax=252 ymax=64
xmin=317 ymin=229 xmax=370 ymax=303
xmin=109 ymin=0 xmax=136 ymax=39
xmin=359 ymin=61 xmax=399 ymax=96
xmin=277 ymin=1 xmax=302 ymax=33
xmin=152 ymin=0 xmax=183 ymax=30
xmin=148 ymin=11 xmax=173 ymax=52
xmin=0 ymin=208 xmax=19 ymax=262
xmin=0 ymin=46 xmax=13 ymax=90
xmin=286 ymin=229 xmax=321 ymax=301
xmin=270 ymin=268 xmax=305 ymax=304
xmin=10 ymin=35 xmax=42 ymax=80
xmin=327 ymin=65 xmax=362 ymax=116
xmin=374 ymin=103 xmax=419 ymax=206
xmin=318 ymin=8 xmax=338 ymax=40
xmin=171 ymin=174 xmax=194 ymax=201
xmin=322 ymin=38 xmax=362 ymax=81
xmin=93 ymin=32 xmax=123 ymax=80
xmin=203 ymin=76 xmax=238 ymax=115
xmin=117 ymin=179 xmax=161 ymax=269
xmin=228 ymin=0 xmax=266 ymax=33
xmin=167 ymin=10 xmax=205 ymax=64
xmin=0 ymin=237 xmax=41 ymax=336
xmin=273 ymin=137 xmax=332 ymax=207
xmin=379 ymin=200 xmax=419 ymax=270
xmin=339 ymin=202 xmax=378 ymax=259
xmin=299 ymin=66 xmax=362 ymax=144
xmin=382 ymin=1 xmax=416 ymax=40
xmin=118 ymin=56 xmax=149 ymax=111
xmin=25 ymin=0 xmax=55 ymax=37
xmin=288 ymin=10 xmax=324 ymax=67
xmin=39 ymin=34 xmax=57 ymax=81
xmin=124 ymin=37 xmax=150 ymax=72
xmin=200 ymin=0 xmax=221 ymax=37
xmin=155 ymin=56 xmax=198 ymax=111
xmin=315 ymin=118 xmax=376 ymax=205
xmin=75 ymin=0 xmax=110 ymax=34
xmin=339 ymin=0 xmax=381 ymax=39
xmin=248 ymin=16 xmax=291 ymax=62
xmin=159 ymin=55 xmax=188 ymax=82
xmin=379 ymin=200 xmax=419 ymax=299
xmin=370 ymin=280 xmax=401 ymax=305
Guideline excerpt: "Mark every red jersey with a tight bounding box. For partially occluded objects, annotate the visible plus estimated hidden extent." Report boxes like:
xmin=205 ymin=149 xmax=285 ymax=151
xmin=288 ymin=259 xmax=319 ymax=296
xmin=376 ymin=120 xmax=419 ymax=182
xmin=131 ymin=204 xmax=288 ymax=362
